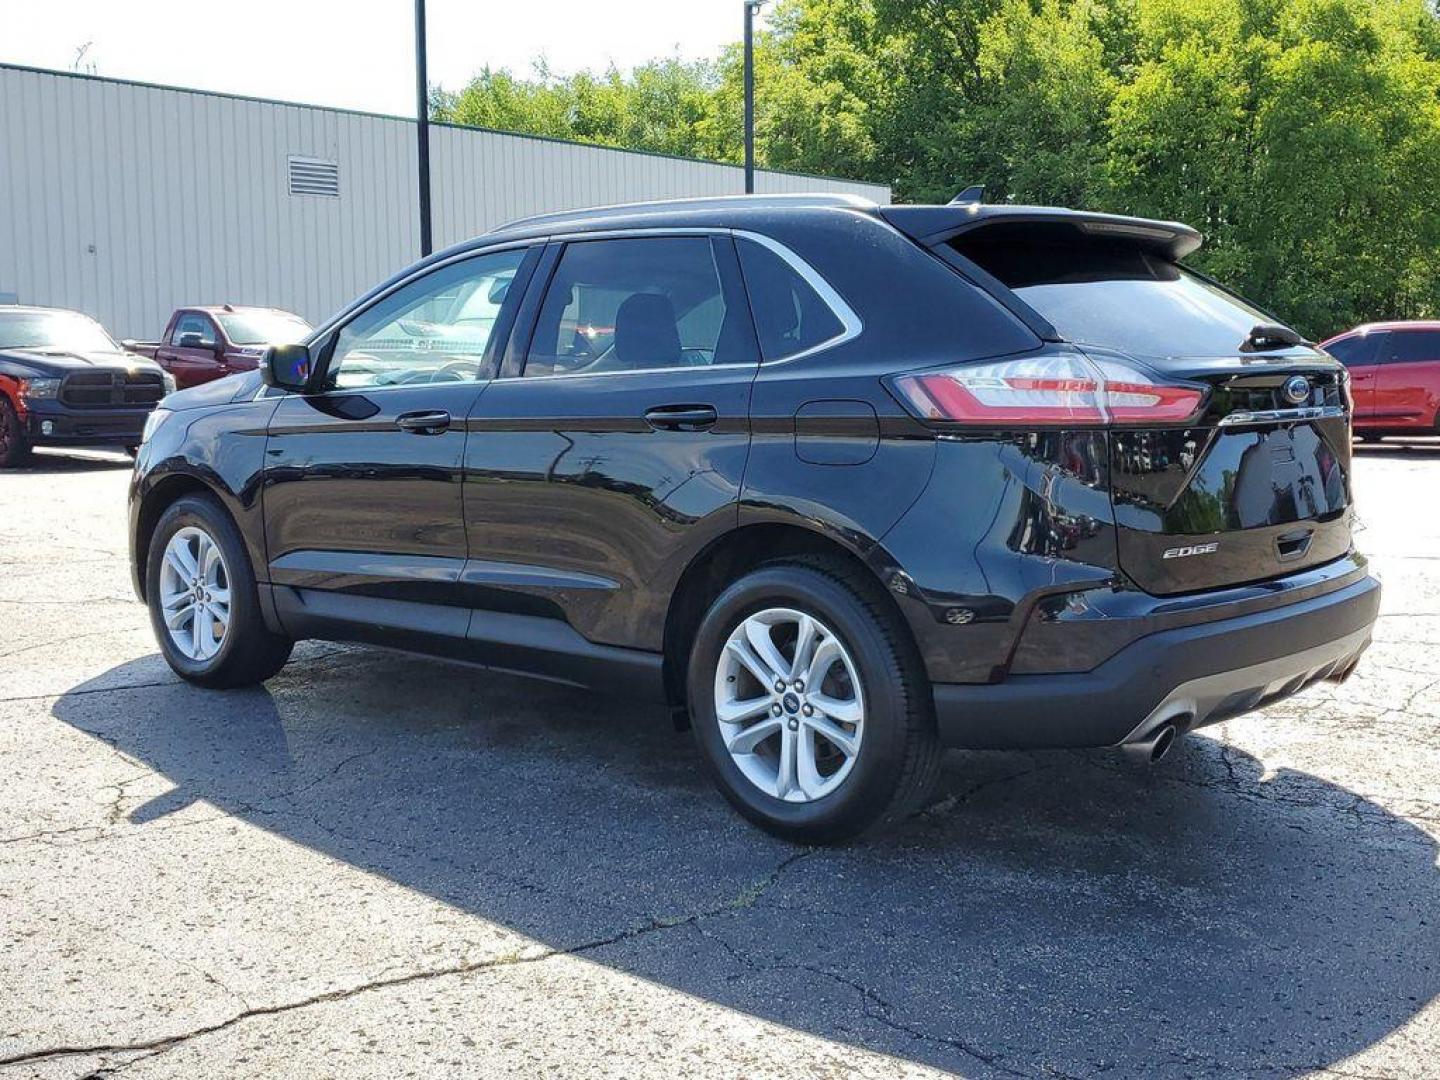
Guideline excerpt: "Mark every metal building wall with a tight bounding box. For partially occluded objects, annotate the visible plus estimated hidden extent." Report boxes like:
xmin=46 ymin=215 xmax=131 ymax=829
xmin=0 ymin=64 xmax=890 ymax=340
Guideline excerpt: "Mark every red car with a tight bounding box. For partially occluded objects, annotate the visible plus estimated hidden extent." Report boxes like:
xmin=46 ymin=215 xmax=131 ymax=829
xmin=125 ymin=305 xmax=311 ymax=389
xmin=1320 ymin=321 xmax=1440 ymax=440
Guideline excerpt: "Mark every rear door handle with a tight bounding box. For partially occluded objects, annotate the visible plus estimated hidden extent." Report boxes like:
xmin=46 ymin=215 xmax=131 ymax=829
xmin=643 ymin=404 xmax=718 ymax=431
xmin=396 ymin=409 xmax=451 ymax=435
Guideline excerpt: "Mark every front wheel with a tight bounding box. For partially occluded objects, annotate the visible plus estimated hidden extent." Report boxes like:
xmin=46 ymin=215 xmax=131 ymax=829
xmin=687 ymin=559 xmax=941 ymax=843
xmin=146 ymin=494 xmax=293 ymax=687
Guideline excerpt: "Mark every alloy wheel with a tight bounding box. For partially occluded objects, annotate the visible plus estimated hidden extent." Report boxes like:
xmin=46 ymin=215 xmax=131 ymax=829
xmin=713 ymin=607 xmax=865 ymax=803
xmin=158 ymin=526 xmax=231 ymax=661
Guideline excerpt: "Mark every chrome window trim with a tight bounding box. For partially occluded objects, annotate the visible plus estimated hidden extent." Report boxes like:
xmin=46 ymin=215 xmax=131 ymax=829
xmin=506 ymin=362 xmax=758 ymax=384
xmin=509 ymin=228 xmax=863 ymax=383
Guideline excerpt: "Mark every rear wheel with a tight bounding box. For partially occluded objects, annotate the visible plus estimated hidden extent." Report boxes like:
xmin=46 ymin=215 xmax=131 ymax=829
xmin=146 ymin=494 xmax=292 ymax=687
xmin=0 ymin=396 xmax=32 ymax=468
xmin=687 ymin=559 xmax=941 ymax=843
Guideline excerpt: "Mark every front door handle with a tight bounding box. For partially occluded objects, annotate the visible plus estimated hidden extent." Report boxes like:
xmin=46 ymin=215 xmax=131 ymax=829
xmin=643 ymin=404 xmax=718 ymax=431
xmin=396 ymin=409 xmax=451 ymax=435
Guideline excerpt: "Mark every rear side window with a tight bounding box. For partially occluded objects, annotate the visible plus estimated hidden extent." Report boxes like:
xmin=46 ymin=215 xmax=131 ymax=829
xmin=736 ymin=237 xmax=845 ymax=361
xmin=1386 ymin=331 xmax=1439 ymax=364
xmin=524 ymin=237 xmax=747 ymax=377
xmin=1323 ymin=333 xmax=1381 ymax=367
xmin=955 ymin=240 xmax=1276 ymax=360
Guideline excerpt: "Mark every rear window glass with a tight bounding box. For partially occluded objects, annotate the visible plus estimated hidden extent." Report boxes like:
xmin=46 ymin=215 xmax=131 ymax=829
xmin=736 ymin=238 xmax=844 ymax=360
xmin=955 ymin=240 xmax=1276 ymax=359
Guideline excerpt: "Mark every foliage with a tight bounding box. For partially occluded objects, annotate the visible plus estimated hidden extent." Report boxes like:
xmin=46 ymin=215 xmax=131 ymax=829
xmin=434 ymin=0 xmax=1440 ymax=336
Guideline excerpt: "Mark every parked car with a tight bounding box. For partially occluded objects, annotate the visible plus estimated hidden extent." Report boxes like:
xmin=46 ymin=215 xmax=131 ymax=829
xmin=125 ymin=305 xmax=311 ymax=389
xmin=128 ymin=193 xmax=1380 ymax=841
xmin=0 ymin=305 xmax=173 ymax=467
xmin=1319 ymin=321 xmax=1440 ymax=440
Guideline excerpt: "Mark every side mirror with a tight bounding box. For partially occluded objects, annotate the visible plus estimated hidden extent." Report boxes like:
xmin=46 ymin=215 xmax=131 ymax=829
xmin=263 ymin=343 xmax=313 ymax=391
xmin=121 ymin=338 xmax=138 ymax=350
xmin=178 ymin=332 xmax=205 ymax=348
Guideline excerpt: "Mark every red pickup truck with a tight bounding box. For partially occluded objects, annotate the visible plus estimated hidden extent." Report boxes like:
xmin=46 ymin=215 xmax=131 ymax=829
xmin=1319 ymin=321 xmax=1440 ymax=440
xmin=125 ymin=305 xmax=311 ymax=389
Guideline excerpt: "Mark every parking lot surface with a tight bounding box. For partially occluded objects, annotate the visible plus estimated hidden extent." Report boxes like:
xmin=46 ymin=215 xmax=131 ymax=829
xmin=1 ymin=443 xmax=1437 ymax=1079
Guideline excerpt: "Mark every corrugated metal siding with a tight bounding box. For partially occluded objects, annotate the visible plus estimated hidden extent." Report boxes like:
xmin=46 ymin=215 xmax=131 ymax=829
xmin=0 ymin=65 xmax=890 ymax=339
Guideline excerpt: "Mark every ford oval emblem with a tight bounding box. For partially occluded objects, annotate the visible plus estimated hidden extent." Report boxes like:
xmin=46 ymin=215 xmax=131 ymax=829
xmin=1281 ymin=375 xmax=1311 ymax=406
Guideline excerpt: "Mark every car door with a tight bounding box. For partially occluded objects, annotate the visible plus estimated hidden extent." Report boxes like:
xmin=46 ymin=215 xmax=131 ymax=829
xmin=263 ymin=245 xmax=537 ymax=645
xmin=156 ymin=312 xmax=224 ymax=387
xmin=1325 ymin=331 xmax=1382 ymax=421
xmin=1377 ymin=329 xmax=1439 ymax=428
xmin=462 ymin=232 xmax=759 ymax=657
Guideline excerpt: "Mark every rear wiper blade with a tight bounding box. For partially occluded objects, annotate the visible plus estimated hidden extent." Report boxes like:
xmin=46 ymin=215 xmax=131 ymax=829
xmin=1238 ymin=323 xmax=1306 ymax=353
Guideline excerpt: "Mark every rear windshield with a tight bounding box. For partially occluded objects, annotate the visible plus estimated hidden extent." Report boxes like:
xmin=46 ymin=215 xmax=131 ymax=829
xmin=955 ymin=240 xmax=1276 ymax=359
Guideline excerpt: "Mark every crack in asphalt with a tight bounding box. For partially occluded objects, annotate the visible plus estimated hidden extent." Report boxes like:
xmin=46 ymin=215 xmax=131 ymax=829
xmin=697 ymin=927 xmax=1026 ymax=1078
xmin=0 ymin=847 xmax=820 ymax=1075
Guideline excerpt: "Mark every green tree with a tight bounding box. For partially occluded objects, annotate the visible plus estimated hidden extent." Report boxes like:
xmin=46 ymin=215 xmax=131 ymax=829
xmin=432 ymin=0 xmax=1440 ymax=335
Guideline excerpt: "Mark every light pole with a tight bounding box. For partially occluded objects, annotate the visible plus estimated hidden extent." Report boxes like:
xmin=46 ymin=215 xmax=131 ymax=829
xmin=415 ymin=0 xmax=433 ymax=257
xmin=743 ymin=1 xmax=766 ymax=194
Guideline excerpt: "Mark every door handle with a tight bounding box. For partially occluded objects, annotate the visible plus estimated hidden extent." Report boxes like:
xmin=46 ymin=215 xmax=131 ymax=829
xmin=643 ymin=404 xmax=718 ymax=431
xmin=396 ymin=409 xmax=451 ymax=435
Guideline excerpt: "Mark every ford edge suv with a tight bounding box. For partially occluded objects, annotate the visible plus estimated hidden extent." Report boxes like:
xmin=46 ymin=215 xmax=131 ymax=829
xmin=128 ymin=194 xmax=1381 ymax=841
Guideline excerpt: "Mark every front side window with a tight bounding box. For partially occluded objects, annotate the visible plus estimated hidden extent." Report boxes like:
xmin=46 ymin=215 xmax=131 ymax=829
xmin=735 ymin=237 xmax=846 ymax=361
xmin=172 ymin=313 xmax=217 ymax=347
xmin=326 ymin=248 xmax=527 ymax=389
xmin=0 ymin=311 xmax=117 ymax=353
xmin=1386 ymin=331 xmax=1439 ymax=365
xmin=524 ymin=237 xmax=740 ymax=377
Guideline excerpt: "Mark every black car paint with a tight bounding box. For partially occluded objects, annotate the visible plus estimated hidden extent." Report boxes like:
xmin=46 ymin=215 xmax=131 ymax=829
xmin=130 ymin=196 xmax=1379 ymax=750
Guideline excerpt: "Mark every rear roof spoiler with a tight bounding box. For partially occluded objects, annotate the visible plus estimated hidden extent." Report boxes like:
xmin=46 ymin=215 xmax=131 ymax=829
xmin=878 ymin=204 xmax=1203 ymax=261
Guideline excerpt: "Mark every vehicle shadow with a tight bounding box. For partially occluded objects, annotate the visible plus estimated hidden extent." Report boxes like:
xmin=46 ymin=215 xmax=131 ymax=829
xmin=14 ymin=449 xmax=133 ymax=473
xmin=52 ymin=650 xmax=1438 ymax=1077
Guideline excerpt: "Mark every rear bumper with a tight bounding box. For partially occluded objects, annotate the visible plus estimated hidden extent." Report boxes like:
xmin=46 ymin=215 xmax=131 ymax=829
xmin=933 ymin=572 xmax=1381 ymax=749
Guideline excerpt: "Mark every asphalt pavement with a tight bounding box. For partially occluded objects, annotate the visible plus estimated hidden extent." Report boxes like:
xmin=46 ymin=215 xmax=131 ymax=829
xmin=1 ymin=442 xmax=1436 ymax=1078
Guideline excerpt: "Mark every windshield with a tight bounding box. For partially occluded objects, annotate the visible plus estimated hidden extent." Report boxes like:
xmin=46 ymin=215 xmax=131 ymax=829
xmin=956 ymin=240 xmax=1278 ymax=359
xmin=216 ymin=310 xmax=312 ymax=345
xmin=0 ymin=310 xmax=118 ymax=353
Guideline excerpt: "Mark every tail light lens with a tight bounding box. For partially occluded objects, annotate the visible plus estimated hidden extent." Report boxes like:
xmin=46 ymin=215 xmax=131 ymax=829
xmin=888 ymin=351 xmax=1205 ymax=427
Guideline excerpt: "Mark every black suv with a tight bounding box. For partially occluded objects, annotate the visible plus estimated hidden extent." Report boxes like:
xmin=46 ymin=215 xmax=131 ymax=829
xmin=129 ymin=194 xmax=1380 ymax=841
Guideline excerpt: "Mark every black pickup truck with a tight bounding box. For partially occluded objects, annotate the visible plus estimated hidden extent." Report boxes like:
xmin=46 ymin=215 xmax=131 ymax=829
xmin=0 ymin=305 xmax=174 ymax=467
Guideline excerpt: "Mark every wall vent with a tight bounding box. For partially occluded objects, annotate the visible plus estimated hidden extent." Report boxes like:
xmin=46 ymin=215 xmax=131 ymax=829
xmin=288 ymin=155 xmax=340 ymax=197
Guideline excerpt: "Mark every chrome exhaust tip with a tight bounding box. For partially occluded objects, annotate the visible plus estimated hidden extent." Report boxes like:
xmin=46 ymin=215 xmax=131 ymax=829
xmin=1122 ymin=723 xmax=1178 ymax=765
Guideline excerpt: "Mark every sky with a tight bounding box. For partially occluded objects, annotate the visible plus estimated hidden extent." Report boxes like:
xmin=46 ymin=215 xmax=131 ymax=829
xmin=0 ymin=0 xmax=754 ymax=116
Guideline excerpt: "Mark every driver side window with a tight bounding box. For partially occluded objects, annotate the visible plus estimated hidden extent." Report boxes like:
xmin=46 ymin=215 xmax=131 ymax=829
xmin=327 ymin=248 xmax=528 ymax=390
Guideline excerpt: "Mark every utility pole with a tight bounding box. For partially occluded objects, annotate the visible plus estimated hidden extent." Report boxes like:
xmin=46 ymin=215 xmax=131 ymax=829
xmin=743 ymin=1 xmax=765 ymax=194
xmin=415 ymin=0 xmax=433 ymax=257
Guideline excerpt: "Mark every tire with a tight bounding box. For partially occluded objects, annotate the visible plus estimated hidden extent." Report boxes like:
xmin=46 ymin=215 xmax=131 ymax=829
xmin=686 ymin=557 xmax=942 ymax=843
xmin=0 ymin=395 xmax=32 ymax=468
xmin=146 ymin=493 xmax=293 ymax=688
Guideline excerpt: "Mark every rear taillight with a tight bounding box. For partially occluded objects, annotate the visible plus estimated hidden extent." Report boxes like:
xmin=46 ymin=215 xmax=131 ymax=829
xmin=889 ymin=351 xmax=1205 ymax=427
